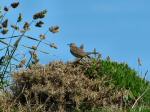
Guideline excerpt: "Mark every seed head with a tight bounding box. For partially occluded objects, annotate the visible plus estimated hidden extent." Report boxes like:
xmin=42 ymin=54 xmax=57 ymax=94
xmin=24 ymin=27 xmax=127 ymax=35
xmin=31 ymin=46 xmax=37 ymax=50
xmin=4 ymin=6 xmax=9 ymax=11
xmin=17 ymin=13 xmax=22 ymax=22
xmin=11 ymin=24 xmax=19 ymax=30
xmin=17 ymin=58 xmax=26 ymax=68
xmin=49 ymin=26 xmax=59 ymax=33
xmin=39 ymin=34 xmax=46 ymax=40
xmin=2 ymin=19 xmax=8 ymax=28
xmin=1 ymin=28 xmax=8 ymax=35
xmin=33 ymin=10 xmax=47 ymax=20
xmin=29 ymin=51 xmax=39 ymax=64
xmin=11 ymin=2 xmax=19 ymax=8
xmin=35 ymin=21 xmax=44 ymax=27
xmin=23 ymin=22 xmax=29 ymax=31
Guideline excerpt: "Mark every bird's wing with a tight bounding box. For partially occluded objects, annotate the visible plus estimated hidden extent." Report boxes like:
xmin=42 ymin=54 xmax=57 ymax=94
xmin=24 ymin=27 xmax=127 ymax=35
xmin=80 ymin=44 xmax=84 ymax=50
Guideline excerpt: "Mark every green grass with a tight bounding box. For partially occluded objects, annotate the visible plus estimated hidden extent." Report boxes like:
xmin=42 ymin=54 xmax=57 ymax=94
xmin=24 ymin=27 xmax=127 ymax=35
xmin=100 ymin=60 xmax=149 ymax=96
xmin=85 ymin=58 xmax=150 ymax=111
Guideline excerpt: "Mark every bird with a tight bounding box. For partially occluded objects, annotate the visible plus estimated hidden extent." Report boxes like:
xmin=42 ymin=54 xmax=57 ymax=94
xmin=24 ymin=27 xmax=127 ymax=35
xmin=68 ymin=43 xmax=99 ymax=59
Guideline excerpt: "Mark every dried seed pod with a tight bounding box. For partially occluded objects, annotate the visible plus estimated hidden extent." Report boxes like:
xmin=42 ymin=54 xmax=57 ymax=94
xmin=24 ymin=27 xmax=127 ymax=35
xmin=39 ymin=34 xmax=46 ymax=40
xmin=33 ymin=53 xmax=38 ymax=59
xmin=11 ymin=2 xmax=19 ymax=8
xmin=2 ymin=19 xmax=8 ymax=28
xmin=33 ymin=9 xmax=47 ymax=19
xmin=1 ymin=28 xmax=8 ymax=34
xmin=35 ymin=21 xmax=44 ymax=27
xmin=23 ymin=22 xmax=29 ymax=30
xmin=31 ymin=46 xmax=37 ymax=50
xmin=50 ymin=43 xmax=58 ymax=49
xmin=11 ymin=24 xmax=19 ymax=30
xmin=17 ymin=13 xmax=22 ymax=22
xmin=4 ymin=6 xmax=9 ymax=11
xmin=17 ymin=58 xmax=26 ymax=68
xmin=49 ymin=26 xmax=59 ymax=33
xmin=30 ymin=51 xmax=39 ymax=64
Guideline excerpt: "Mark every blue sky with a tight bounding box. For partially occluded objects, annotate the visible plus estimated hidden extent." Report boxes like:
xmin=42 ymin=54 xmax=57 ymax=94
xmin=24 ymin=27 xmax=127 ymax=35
xmin=0 ymin=0 xmax=150 ymax=79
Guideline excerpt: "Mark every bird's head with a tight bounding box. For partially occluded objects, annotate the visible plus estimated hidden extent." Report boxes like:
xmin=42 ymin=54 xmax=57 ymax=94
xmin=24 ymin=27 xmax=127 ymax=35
xmin=67 ymin=43 xmax=76 ymax=47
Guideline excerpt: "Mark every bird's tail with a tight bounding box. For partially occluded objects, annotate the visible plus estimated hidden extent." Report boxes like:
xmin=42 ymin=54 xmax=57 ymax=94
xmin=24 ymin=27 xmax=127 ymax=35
xmin=86 ymin=52 xmax=99 ymax=55
xmin=84 ymin=52 xmax=99 ymax=58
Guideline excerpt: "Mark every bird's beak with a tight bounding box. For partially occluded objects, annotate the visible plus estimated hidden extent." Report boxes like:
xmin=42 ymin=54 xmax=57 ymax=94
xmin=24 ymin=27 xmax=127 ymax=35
xmin=67 ymin=43 xmax=71 ymax=46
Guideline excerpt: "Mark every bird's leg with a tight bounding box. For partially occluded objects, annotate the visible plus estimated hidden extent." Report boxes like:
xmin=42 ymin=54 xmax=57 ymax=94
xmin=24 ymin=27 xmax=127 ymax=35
xmin=73 ymin=58 xmax=83 ymax=64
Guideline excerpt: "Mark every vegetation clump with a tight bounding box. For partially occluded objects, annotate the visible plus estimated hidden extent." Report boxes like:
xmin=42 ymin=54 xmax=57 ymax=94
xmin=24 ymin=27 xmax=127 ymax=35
xmin=0 ymin=1 xmax=59 ymax=89
xmin=0 ymin=58 xmax=149 ymax=112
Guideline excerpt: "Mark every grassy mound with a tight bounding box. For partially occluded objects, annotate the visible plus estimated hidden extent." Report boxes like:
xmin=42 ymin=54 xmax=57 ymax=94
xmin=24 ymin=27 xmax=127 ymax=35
xmin=0 ymin=58 xmax=150 ymax=112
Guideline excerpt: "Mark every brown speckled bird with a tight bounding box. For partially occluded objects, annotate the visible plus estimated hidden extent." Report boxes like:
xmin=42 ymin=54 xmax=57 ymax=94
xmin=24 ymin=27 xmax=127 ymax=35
xmin=68 ymin=43 xmax=98 ymax=58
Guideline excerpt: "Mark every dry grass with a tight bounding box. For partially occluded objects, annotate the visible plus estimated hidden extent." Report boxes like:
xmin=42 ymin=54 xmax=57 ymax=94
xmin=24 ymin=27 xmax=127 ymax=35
xmin=0 ymin=1 xmax=59 ymax=88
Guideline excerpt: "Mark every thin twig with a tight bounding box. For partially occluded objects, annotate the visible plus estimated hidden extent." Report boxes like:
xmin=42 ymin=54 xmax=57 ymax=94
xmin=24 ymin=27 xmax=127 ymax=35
xmin=143 ymin=70 xmax=148 ymax=81
xmin=132 ymin=86 xmax=150 ymax=109
xmin=26 ymin=29 xmax=49 ymax=68
xmin=2 ymin=20 xmax=34 ymax=82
